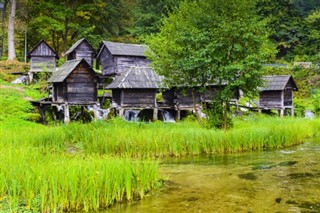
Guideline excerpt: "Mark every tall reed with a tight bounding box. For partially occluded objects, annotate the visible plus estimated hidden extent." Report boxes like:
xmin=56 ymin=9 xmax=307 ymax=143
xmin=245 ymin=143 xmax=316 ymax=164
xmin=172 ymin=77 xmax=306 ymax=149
xmin=0 ymin=145 xmax=159 ymax=212
xmin=2 ymin=117 xmax=318 ymax=158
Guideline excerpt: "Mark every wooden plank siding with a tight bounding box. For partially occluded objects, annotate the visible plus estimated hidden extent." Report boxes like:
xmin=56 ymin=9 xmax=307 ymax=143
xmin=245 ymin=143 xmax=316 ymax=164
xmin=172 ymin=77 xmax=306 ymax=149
xmin=65 ymin=64 xmax=96 ymax=103
xmin=98 ymin=47 xmax=115 ymax=75
xmin=97 ymin=43 xmax=151 ymax=76
xmin=112 ymin=89 xmax=121 ymax=106
xmin=66 ymin=38 xmax=95 ymax=67
xmin=259 ymin=91 xmax=282 ymax=108
xmin=28 ymin=40 xmax=58 ymax=72
xmin=122 ymin=90 xmax=156 ymax=107
xmin=30 ymin=56 xmax=56 ymax=72
xmin=175 ymin=90 xmax=201 ymax=108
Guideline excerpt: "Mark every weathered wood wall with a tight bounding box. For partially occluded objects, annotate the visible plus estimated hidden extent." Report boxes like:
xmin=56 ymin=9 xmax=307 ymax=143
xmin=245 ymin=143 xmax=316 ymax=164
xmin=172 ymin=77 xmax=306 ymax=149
xmin=121 ymin=89 xmax=156 ymax=107
xmin=53 ymin=83 xmax=65 ymax=103
xmin=98 ymin=46 xmax=150 ymax=76
xmin=52 ymin=64 xmax=96 ymax=104
xmin=162 ymin=89 xmax=175 ymax=107
xmin=259 ymin=91 xmax=282 ymax=108
xmin=284 ymin=89 xmax=292 ymax=106
xmin=112 ymin=89 xmax=121 ymax=106
xmin=67 ymin=42 xmax=95 ymax=67
xmin=66 ymin=64 xmax=96 ymax=103
xmin=30 ymin=56 xmax=56 ymax=72
xmin=176 ymin=89 xmax=201 ymax=108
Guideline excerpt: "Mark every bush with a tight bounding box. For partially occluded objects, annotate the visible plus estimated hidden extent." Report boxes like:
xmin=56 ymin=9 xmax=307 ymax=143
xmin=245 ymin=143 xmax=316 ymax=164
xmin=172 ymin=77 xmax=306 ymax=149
xmin=312 ymin=91 xmax=320 ymax=116
xmin=204 ymin=102 xmax=233 ymax=129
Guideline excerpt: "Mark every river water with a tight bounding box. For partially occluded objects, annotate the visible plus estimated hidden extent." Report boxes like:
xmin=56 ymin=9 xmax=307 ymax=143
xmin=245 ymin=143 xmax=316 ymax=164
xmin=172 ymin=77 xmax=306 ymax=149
xmin=106 ymin=139 xmax=320 ymax=213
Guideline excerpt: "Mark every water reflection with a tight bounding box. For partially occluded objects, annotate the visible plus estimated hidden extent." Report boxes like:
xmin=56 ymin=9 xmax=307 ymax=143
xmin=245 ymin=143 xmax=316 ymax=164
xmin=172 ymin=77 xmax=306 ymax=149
xmin=105 ymin=139 xmax=320 ymax=213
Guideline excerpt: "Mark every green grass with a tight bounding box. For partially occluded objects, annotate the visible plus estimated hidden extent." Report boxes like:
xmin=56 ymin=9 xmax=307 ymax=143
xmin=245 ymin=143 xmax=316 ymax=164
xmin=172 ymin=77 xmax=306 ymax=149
xmin=1 ymin=79 xmax=320 ymax=212
xmin=0 ymin=145 xmax=159 ymax=212
xmin=2 ymin=117 xmax=318 ymax=158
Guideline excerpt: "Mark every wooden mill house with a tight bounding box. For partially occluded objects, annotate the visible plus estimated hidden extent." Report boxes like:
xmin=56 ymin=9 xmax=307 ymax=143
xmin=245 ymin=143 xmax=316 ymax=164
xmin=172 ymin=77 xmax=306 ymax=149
xmin=27 ymin=40 xmax=59 ymax=73
xmin=258 ymin=75 xmax=298 ymax=116
xmin=47 ymin=58 xmax=98 ymax=123
xmin=106 ymin=66 xmax=162 ymax=120
xmin=96 ymin=41 xmax=151 ymax=76
xmin=65 ymin=38 xmax=95 ymax=67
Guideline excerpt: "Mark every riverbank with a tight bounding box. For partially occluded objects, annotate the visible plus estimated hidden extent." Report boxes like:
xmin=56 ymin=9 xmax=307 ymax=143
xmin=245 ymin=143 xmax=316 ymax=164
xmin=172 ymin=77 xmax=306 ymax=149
xmin=0 ymin=117 xmax=319 ymax=212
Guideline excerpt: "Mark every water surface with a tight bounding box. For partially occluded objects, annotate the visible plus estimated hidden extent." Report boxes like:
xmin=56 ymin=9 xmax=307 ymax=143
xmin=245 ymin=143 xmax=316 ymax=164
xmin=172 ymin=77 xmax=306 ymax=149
xmin=107 ymin=139 xmax=320 ymax=212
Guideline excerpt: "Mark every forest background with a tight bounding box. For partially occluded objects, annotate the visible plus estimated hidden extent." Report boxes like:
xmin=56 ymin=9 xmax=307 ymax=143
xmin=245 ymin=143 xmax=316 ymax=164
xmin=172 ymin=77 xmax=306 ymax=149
xmin=0 ymin=0 xmax=319 ymax=63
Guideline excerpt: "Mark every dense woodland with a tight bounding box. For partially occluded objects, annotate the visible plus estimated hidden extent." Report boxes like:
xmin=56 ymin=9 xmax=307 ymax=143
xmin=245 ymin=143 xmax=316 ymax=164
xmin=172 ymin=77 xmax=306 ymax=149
xmin=0 ymin=0 xmax=319 ymax=62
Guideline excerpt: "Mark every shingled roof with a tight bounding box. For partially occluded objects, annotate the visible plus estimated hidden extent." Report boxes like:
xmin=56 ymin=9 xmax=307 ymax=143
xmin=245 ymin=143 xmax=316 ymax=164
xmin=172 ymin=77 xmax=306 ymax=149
xmin=260 ymin=75 xmax=298 ymax=91
xmin=65 ymin=38 xmax=95 ymax=55
xmin=97 ymin=41 xmax=150 ymax=58
xmin=47 ymin=58 xmax=93 ymax=83
xmin=106 ymin=66 xmax=162 ymax=89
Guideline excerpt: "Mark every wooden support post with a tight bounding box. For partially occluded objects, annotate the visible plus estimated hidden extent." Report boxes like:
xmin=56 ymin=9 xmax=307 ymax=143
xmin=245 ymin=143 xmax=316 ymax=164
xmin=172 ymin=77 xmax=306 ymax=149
xmin=196 ymin=107 xmax=202 ymax=119
xmin=93 ymin=104 xmax=100 ymax=120
xmin=291 ymin=107 xmax=295 ymax=117
xmin=64 ymin=104 xmax=70 ymax=124
xmin=119 ymin=108 xmax=124 ymax=117
xmin=176 ymin=109 xmax=181 ymax=121
xmin=153 ymin=108 xmax=158 ymax=121
xmin=280 ymin=108 xmax=284 ymax=118
xmin=280 ymin=90 xmax=284 ymax=118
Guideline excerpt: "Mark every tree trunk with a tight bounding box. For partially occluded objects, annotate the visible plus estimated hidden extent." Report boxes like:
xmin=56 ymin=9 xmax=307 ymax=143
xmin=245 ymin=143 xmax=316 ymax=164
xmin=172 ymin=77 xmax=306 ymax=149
xmin=7 ymin=0 xmax=16 ymax=61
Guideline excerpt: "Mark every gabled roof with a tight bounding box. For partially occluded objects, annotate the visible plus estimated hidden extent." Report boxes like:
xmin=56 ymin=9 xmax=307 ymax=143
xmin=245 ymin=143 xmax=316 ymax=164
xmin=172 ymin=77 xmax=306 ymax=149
xmin=65 ymin=38 xmax=95 ymax=55
xmin=106 ymin=66 xmax=162 ymax=89
xmin=260 ymin=75 xmax=298 ymax=91
xmin=47 ymin=58 xmax=93 ymax=83
xmin=27 ymin=40 xmax=59 ymax=59
xmin=96 ymin=41 xmax=150 ymax=59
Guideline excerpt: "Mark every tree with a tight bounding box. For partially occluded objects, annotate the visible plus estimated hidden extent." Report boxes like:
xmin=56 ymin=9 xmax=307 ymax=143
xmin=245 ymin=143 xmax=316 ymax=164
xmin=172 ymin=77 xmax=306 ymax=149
xmin=7 ymin=0 xmax=16 ymax=60
xmin=148 ymin=0 xmax=275 ymax=129
xmin=132 ymin=0 xmax=181 ymax=39
xmin=304 ymin=9 xmax=320 ymax=57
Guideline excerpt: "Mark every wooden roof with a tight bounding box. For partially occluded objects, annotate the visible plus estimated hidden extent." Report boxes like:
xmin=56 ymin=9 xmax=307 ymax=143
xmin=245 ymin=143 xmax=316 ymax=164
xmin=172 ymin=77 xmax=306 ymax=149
xmin=260 ymin=75 xmax=298 ymax=91
xmin=65 ymin=38 xmax=95 ymax=55
xmin=97 ymin=41 xmax=150 ymax=58
xmin=27 ymin=40 xmax=59 ymax=59
xmin=47 ymin=58 xmax=93 ymax=83
xmin=106 ymin=66 xmax=162 ymax=89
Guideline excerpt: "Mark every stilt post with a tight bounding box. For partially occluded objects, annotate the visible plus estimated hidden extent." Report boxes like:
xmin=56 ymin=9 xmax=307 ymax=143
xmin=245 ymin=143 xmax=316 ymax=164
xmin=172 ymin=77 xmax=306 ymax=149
xmin=64 ymin=104 xmax=70 ymax=124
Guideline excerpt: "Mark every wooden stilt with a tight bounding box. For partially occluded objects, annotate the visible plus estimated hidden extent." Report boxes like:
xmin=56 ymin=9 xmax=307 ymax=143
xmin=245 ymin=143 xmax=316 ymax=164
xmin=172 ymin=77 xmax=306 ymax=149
xmin=93 ymin=104 xmax=100 ymax=119
xmin=153 ymin=108 xmax=158 ymax=121
xmin=119 ymin=108 xmax=124 ymax=117
xmin=176 ymin=109 xmax=181 ymax=121
xmin=64 ymin=104 xmax=70 ymax=124
xmin=196 ymin=107 xmax=202 ymax=119
xmin=291 ymin=107 xmax=294 ymax=117
xmin=280 ymin=108 xmax=284 ymax=118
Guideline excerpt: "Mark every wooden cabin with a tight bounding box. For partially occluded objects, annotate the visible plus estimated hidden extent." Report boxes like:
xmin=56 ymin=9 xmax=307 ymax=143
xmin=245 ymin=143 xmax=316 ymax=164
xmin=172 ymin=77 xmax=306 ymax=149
xmin=47 ymin=58 xmax=98 ymax=123
xmin=96 ymin=41 xmax=151 ymax=76
xmin=27 ymin=40 xmax=59 ymax=72
xmin=161 ymin=85 xmax=239 ymax=120
xmin=106 ymin=66 xmax=162 ymax=120
xmin=65 ymin=38 xmax=95 ymax=67
xmin=258 ymin=75 xmax=298 ymax=116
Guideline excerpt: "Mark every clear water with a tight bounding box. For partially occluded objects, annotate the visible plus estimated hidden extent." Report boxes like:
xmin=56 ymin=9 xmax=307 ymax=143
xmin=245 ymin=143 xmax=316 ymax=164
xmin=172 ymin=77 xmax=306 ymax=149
xmin=106 ymin=139 xmax=320 ymax=213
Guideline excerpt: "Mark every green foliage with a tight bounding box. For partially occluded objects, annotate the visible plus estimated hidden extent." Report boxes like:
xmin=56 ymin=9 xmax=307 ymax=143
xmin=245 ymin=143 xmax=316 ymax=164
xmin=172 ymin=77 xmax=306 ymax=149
xmin=204 ymin=102 xmax=233 ymax=129
xmin=148 ymin=0 xmax=275 ymax=128
xmin=312 ymin=90 xmax=320 ymax=116
xmin=132 ymin=0 xmax=181 ymax=39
